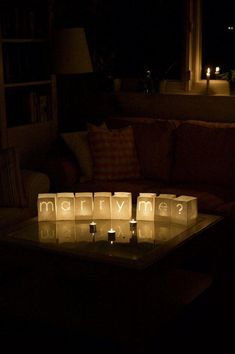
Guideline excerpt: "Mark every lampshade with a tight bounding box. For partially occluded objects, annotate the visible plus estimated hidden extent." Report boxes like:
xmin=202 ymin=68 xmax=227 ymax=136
xmin=53 ymin=27 xmax=93 ymax=74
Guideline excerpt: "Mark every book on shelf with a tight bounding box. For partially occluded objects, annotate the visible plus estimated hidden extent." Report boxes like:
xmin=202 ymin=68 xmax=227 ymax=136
xmin=3 ymin=44 xmax=50 ymax=83
xmin=29 ymin=92 xmax=50 ymax=123
xmin=0 ymin=5 xmax=48 ymax=38
xmin=38 ymin=94 xmax=49 ymax=122
xmin=29 ymin=92 xmax=38 ymax=123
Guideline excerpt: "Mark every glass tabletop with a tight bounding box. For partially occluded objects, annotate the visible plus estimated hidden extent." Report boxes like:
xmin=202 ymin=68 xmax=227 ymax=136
xmin=4 ymin=214 xmax=222 ymax=269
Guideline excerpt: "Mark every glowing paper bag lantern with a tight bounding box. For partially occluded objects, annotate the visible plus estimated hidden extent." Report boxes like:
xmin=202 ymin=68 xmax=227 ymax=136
xmin=37 ymin=193 xmax=57 ymax=221
xmin=93 ymin=192 xmax=111 ymax=219
xmin=136 ymin=193 xmax=156 ymax=221
xmin=171 ymin=195 xmax=198 ymax=225
xmin=56 ymin=221 xmax=76 ymax=243
xmin=155 ymin=194 xmax=176 ymax=221
xmin=56 ymin=193 xmax=75 ymax=220
xmin=111 ymin=192 xmax=132 ymax=220
xmin=38 ymin=221 xmax=57 ymax=243
xmin=75 ymin=192 xmax=93 ymax=220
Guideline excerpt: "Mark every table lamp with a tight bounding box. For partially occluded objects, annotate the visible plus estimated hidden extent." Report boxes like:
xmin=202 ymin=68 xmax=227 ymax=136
xmin=53 ymin=27 xmax=93 ymax=74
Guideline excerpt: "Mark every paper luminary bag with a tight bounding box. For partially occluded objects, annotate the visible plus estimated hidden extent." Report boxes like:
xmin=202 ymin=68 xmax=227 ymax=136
xmin=155 ymin=194 xmax=176 ymax=221
xmin=56 ymin=193 xmax=75 ymax=220
xmin=111 ymin=192 xmax=132 ymax=220
xmin=136 ymin=193 xmax=156 ymax=221
xmin=171 ymin=195 xmax=198 ymax=225
xmin=75 ymin=192 xmax=93 ymax=220
xmin=93 ymin=192 xmax=112 ymax=219
xmin=37 ymin=193 xmax=57 ymax=221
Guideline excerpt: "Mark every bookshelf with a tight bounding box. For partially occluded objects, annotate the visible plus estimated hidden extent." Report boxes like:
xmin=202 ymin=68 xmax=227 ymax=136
xmin=0 ymin=0 xmax=57 ymax=148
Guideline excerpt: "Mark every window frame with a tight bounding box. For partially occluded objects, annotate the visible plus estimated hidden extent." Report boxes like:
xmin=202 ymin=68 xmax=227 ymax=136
xmin=162 ymin=0 xmax=229 ymax=95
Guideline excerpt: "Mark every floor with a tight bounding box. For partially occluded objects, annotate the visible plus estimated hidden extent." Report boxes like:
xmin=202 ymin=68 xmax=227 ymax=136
xmin=0 ymin=235 xmax=235 ymax=354
xmin=0 ymin=278 xmax=234 ymax=354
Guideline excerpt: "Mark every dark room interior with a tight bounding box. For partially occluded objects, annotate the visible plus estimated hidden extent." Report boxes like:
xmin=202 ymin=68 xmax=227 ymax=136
xmin=1 ymin=0 xmax=235 ymax=353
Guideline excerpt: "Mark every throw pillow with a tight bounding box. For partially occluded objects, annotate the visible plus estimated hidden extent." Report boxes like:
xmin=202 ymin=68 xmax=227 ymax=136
xmin=88 ymin=124 xmax=140 ymax=181
xmin=61 ymin=131 xmax=93 ymax=182
xmin=0 ymin=147 xmax=27 ymax=207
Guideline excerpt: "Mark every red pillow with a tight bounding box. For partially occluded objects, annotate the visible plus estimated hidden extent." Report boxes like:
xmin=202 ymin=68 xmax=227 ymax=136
xmin=88 ymin=125 xmax=140 ymax=181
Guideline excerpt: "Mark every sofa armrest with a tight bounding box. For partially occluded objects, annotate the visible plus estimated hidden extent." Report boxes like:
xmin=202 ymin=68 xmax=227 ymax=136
xmin=21 ymin=170 xmax=50 ymax=215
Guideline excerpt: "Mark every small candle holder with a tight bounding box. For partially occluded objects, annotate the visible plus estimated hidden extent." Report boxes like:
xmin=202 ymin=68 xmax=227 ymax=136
xmin=108 ymin=228 xmax=116 ymax=242
xmin=206 ymin=67 xmax=210 ymax=95
xmin=130 ymin=232 xmax=138 ymax=245
xmin=89 ymin=221 xmax=97 ymax=234
xmin=129 ymin=219 xmax=137 ymax=231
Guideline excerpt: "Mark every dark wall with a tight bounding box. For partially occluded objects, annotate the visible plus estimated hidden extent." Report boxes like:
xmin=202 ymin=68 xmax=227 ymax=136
xmin=57 ymin=73 xmax=117 ymax=131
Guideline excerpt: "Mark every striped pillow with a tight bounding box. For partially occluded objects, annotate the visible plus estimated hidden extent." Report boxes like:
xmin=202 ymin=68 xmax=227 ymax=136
xmin=88 ymin=125 xmax=140 ymax=180
xmin=0 ymin=148 xmax=27 ymax=207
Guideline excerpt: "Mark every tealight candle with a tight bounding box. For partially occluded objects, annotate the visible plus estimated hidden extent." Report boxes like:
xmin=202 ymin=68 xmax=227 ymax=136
xmin=206 ymin=67 xmax=210 ymax=94
xmin=129 ymin=219 xmax=137 ymax=230
xmin=89 ymin=221 xmax=97 ymax=233
xmin=108 ymin=228 xmax=116 ymax=242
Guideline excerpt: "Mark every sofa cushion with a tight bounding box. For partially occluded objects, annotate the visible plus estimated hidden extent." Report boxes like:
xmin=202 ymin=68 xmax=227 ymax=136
xmin=106 ymin=117 xmax=176 ymax=181
xmin=172 ymin=123 xmax=235 ymax=186
xmin=88 ymin=124 xmax=140 ymax=181
xmin=0 ymin=148 xmax=27 ymax=207
xmin=106 ymin=116 xmax=157 ymax=129
xmin=133 ymin=121 xmax=174 ymax=182
xmin=65 ymin=178 xmax=161 ymax=203
xmin=61 ymin=131 xmax=93 ymax=182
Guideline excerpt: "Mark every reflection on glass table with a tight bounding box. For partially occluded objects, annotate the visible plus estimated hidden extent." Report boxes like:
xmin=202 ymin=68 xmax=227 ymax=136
xmin=6 ymin=215 xmax=221 ymax=269
xmin=38 ymin=220 xmax=184 ymax=245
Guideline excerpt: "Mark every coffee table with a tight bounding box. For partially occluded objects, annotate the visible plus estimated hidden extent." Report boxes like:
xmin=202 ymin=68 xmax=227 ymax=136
xmin=2 ymin=213 xmax=222 ymax=269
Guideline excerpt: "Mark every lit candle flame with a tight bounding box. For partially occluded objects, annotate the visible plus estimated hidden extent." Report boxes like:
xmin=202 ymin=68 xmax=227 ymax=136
xmin=206 ymin=67 xmax=211 ymax=77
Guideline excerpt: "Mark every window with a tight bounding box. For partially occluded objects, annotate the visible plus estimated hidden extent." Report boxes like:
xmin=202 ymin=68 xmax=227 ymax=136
xmin=202 ymin=0 xmax=235 ymax=79
xmin=87 ymin=0 xmax=186 ymax=81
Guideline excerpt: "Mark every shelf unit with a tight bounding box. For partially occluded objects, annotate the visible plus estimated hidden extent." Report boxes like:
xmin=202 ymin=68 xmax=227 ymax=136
xmin=0 ymin=0 xmax=57 ymax=148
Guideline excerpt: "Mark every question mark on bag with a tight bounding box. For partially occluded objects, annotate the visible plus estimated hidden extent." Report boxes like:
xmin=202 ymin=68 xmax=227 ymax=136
xmin=176 ymin=203 xmax=183 ymax=215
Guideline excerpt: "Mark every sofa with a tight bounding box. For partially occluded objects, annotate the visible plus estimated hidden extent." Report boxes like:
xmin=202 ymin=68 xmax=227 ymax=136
xmin=45 ymin=116 xmax=235 ymax=221
xmin=0 ymin=147 xmax=50 ymax=231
